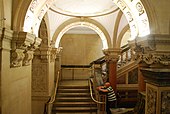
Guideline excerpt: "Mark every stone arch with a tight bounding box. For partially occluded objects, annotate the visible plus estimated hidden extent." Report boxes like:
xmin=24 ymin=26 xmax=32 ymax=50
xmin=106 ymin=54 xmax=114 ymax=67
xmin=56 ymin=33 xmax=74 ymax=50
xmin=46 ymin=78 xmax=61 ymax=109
xmin=52 ymin=18 xmax=112 ymax=49
xmin=22 ymin=0 xmax=150 ymax=40
xmin=116 ymin=25 xmax=130 ymax=48
xmin=113 ymin=10 xmax=123 ymax=47
xmin=12 ymin=0 xmax=31 ymax=31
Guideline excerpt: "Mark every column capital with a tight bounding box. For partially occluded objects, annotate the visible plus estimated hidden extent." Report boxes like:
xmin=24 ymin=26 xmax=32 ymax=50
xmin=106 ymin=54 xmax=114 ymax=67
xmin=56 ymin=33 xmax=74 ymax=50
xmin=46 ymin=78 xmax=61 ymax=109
xmin=102 ymin=48 xmax=121 ymax=62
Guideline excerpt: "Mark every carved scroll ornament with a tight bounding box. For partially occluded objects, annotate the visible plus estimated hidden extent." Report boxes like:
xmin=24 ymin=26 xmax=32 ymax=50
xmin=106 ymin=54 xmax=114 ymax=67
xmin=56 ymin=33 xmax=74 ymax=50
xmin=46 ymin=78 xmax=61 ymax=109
xmin=135 ymin=53 xmax=170 ymax=66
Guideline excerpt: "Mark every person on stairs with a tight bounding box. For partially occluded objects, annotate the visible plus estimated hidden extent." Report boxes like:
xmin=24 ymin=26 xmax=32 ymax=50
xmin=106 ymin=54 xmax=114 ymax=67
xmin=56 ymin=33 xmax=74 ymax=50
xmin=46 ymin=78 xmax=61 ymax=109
xmin=97 ymin=82 xmax=117 ymax=114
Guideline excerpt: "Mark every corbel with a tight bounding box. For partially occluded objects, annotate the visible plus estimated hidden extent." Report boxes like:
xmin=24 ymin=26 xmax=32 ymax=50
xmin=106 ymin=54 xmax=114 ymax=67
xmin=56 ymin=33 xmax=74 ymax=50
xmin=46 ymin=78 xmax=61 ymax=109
xmin=11 ymin=31 xmax=35 ymax=67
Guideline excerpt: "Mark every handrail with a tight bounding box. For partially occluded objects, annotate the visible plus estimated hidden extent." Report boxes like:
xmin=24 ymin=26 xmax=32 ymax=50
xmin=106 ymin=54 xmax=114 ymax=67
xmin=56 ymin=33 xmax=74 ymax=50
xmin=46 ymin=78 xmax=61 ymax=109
xmin=44 ymin=71 xmax=60 ymax=114
xmin=88 ymin=79 xmax=105 ymax=104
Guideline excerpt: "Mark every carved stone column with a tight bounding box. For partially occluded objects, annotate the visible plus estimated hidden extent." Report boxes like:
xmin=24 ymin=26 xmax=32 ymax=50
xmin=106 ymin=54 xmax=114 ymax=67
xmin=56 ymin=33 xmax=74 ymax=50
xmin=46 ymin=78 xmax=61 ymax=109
xmin=130 ymin=34 xmax=170 ymax=113
xmin=103 ymin=48 xmax=120 ymax=92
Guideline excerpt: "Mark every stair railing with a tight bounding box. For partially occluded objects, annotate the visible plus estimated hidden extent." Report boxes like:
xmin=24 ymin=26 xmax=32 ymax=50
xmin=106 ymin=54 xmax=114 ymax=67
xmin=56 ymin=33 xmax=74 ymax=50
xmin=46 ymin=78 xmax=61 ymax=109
xmin=44 ymin=70 xmax=60 ymax=114
xmin=118 ymin=44 xmax=135 ymax=69
xmin=88 ymin=79 xmax=106 ymax=114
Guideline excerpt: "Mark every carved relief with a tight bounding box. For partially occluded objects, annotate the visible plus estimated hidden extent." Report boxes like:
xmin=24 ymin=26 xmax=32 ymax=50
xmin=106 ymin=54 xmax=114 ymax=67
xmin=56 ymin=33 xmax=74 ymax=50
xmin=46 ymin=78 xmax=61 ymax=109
xmin=136 ymin=2 xmax=144 ymax=16
xmin=147 ymin=87 xmax=157 ymax=114
xmin=23 ymin=51 xmax=34 ymax=66
xmin=117 ymin=0 xmax=126 ymax=10
xmin=10 ymin=49 xmax=25 ymax=67
xmin=161 ymin=91 xmax=170 ymax=113
xmin=30 ymin=0 xmax=38 ymax=13
xmin=135 ymin=53 xmax=170 ymax=67
xmin=126 ymin=12 xmax=133 ymax=22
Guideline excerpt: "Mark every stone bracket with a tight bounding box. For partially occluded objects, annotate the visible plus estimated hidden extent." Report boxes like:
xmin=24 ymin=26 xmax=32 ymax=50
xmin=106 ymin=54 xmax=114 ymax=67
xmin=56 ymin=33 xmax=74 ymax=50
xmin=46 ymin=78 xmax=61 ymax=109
xmin=11 ymin=31 xmax=42 ymax=67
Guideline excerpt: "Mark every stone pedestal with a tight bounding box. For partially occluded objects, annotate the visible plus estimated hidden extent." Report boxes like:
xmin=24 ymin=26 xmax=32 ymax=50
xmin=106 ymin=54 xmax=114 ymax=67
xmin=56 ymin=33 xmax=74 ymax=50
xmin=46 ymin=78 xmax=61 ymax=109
xmin=140 ymin=68 xmax=170 ymax=114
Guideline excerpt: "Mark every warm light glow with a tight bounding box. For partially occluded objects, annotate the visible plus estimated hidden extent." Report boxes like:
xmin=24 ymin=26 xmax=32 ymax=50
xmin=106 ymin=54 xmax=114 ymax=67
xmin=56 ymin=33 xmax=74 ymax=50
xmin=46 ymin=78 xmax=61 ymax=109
xmin=112 ymin=0 xmax=150 ymax=40
xmin=55 ymin=22 xmax=108 ymax=49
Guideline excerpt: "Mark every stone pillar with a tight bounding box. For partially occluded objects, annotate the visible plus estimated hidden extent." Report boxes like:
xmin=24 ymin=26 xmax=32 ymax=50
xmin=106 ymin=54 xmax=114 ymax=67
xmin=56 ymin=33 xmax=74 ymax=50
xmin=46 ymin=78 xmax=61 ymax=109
xmin=103 ymin=48 xmax=120 ymax=92
xmin=141 ymin=68 xmax=170 ymax=114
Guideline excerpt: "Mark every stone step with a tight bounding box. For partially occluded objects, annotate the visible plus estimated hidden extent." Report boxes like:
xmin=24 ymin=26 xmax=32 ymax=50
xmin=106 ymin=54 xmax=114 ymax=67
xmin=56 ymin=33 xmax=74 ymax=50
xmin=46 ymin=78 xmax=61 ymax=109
xmin=56 ymin=97 xmax=91 ymax=102
xmin=59 ymin=85 xmax=89 ymax=89
xmin=53 ymin=101 xmax=96 ymax=107
xmin=52 ymin=107 xmax=97 ymax=113
xmin=57 ymin=88 xmax=89 ymax=93
xmin=57 ymin=92 xmax=91 ymax=97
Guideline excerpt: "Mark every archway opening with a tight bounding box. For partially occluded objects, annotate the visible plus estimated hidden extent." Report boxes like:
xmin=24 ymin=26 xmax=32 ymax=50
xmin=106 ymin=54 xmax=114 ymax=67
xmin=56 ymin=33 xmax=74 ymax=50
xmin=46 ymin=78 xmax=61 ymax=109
xmin=55 ymin=21 xmax=109 ymax=49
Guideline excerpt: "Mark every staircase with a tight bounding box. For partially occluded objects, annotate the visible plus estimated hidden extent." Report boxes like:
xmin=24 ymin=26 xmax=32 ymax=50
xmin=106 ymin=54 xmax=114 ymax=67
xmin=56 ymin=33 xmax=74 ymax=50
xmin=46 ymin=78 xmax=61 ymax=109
xmin=52 ymin=80 xmax=97 ymax=114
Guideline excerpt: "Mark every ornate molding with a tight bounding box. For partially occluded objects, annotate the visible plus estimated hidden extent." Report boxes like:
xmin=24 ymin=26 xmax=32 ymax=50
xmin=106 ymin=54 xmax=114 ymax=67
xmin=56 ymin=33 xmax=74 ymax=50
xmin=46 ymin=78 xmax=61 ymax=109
xmin=103 ymin=48 xmax=121 ymax=62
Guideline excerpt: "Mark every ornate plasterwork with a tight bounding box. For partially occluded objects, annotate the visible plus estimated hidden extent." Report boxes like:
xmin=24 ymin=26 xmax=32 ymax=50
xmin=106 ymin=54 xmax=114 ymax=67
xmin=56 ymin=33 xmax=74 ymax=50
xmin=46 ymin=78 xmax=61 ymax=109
xmin=23 ymin=0 xmax=150 ymax=40
xmin=135 ymin=53 xmax=170 ymax=67
xmin=11 ymin=31 xmax=42 ymax=67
